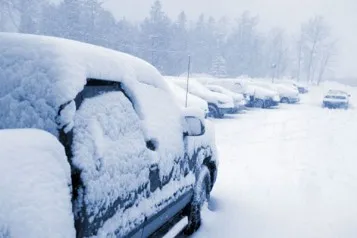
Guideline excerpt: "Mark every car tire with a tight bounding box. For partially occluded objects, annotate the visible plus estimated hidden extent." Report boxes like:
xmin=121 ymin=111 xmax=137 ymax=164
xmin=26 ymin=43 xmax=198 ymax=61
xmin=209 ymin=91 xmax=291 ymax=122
xmin=208 ymin=104 xmax=222 ymax=118
xmin=281 ymin=97 xmax=290 ymax=104
xmin=254 ymin=99 xmax=264 ymax=108
xmin=184 ymin=166 xmax=211 ymax=235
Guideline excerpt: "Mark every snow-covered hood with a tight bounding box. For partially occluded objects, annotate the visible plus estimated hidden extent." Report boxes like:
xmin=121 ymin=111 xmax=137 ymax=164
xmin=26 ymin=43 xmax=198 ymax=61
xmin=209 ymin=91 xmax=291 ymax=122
xmin=206 ymin=85 xmax=244 ymax=103
xmin=172 ymin=79 xmax=234 ymax=108
xmin=248 ymin=85 xmax=279 ymax=100
xmin=167 ymin=80 xmax=208 ymax=114
xmin=275 ymin=84 xmax=300 ymax=98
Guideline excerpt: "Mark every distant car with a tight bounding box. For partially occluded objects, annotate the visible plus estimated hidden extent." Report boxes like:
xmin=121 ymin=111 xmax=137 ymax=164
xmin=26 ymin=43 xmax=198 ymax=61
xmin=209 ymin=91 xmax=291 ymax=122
xmin=0 ymin=33 xmax=218 ymax=238
xmin=206 ymin=84 xmax=246 ymax=113
xmin=295 ymin=83 xmax=309 ymax=94
xmin=251 ymin=81 xmax=300 ymax=104
xmin=167 ymin=79 xmax=209 ymax=117
xmin=278 ymin=80 xmax=309 ymax=94
xmin=171 ymin=78 xmax=235 ymax=118
xmin=322 ymin=90 xmax=350 ymax=109
xmin=196 ymin=78 xmax=280 ymax=109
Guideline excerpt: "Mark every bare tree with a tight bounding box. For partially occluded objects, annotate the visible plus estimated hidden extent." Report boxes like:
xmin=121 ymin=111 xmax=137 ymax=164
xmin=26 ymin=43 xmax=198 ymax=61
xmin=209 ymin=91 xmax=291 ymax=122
xmin=316 ymin=41 xmax=337 ymax=85
xmin=265 ymin=28 xmax=289 ymax=79
xmin=301 ymin=16 xmax=331 ymax=83
xmin=295 ymin=30 xmax=305 ymax=82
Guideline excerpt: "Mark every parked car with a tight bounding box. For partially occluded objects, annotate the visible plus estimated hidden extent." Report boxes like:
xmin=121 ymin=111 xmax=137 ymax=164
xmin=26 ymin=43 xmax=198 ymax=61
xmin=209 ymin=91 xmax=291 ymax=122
xmin=170 ymin=77 xmax=235 ymax=118
xmin=251 ymin=81 xmax=300 ymax=104
xmin=0 ymin=33 xmax=218 ymax=238
xmin=197 ymin=78 xmax=280 ymax=108
xmin=277 ymin=79 xmax=309 ymax=94
xmin=166 ymin=79 xmax=209 ymax=117
xmin=322 ymin=90 xmax=350 ymax=109
xmin=206 ymin=84 xmax=246 ymax=113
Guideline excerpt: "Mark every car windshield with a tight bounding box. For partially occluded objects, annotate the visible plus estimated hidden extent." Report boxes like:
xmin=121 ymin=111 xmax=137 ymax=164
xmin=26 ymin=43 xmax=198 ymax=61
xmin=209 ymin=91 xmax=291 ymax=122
xmin=1 ymin=1 xmax=356 ymax=238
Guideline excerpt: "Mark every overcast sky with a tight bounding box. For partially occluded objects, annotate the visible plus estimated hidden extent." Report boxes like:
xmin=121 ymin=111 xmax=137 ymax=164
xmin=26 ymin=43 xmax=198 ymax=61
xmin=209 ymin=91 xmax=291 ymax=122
xmin=104 ymin=0 xmax=357 ymax=78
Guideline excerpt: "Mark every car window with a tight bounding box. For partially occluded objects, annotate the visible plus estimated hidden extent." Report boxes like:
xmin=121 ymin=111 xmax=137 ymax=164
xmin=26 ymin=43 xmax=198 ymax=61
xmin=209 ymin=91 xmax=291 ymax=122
xmin=71 ymin=86 xmax=151 ymax=237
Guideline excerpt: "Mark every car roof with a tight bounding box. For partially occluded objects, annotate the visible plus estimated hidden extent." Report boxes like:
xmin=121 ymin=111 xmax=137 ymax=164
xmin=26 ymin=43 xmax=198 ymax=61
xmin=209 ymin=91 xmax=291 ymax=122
xmin=0 ymin=33 xmax=173 ymax=135
xmin=0 ymin=33 xmax=169 ymax=105
xmin=327 ymin=90 xmax=348 ymax=95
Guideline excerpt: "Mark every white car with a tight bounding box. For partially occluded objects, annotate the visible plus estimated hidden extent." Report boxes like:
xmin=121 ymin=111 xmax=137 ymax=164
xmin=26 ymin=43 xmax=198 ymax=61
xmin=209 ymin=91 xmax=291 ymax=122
xmin=277 ymin=79 xmax=309 ymax=94
xmin=251 ymin=81 xmax=300 ymax=104
xmin=170 ymin=78 xmax=235 ymax=118
xmin=206 ymin=84 xmax=246 ymax=112
xmin=196 ymin=78 xmax=280 ymax=108
xmin=322 ymin=90 xmax=350 ymax=109
xmin=166 ymin=80 xmax=209 ymax=117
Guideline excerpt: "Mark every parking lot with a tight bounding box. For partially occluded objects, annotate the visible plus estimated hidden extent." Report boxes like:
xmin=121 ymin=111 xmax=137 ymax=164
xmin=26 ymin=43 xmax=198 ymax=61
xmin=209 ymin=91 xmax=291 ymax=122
xmin=195 ymin=86 xmax=357 ymax=238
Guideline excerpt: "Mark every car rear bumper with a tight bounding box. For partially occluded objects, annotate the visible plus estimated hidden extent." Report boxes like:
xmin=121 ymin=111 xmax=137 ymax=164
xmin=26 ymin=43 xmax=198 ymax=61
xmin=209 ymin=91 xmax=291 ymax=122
xmin=289 ymin=97 xmax=300 ymax=104
xmin=265 ymin=98 xmax=279 ymax=107
xmin=323 ymin=101 xmax=348 ymax=109
xmin=219 ymin=107 xmax=235 ymax=114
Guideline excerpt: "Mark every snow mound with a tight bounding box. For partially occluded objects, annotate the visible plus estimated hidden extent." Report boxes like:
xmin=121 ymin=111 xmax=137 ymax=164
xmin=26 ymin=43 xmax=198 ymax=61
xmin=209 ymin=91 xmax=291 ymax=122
xmin=0 ymin=129 xmax=75 ymax=238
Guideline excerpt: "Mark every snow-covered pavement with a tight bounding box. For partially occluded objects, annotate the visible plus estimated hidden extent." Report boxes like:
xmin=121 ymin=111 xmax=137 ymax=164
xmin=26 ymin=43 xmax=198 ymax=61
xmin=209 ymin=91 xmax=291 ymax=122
xmin=195 ymin=84 xmax=357 ymax=238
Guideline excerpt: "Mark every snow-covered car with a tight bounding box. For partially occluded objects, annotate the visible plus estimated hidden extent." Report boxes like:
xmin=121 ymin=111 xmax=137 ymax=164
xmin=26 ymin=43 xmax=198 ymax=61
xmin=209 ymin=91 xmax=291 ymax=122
xmin=0 ymin=33 xmax=218 ymax=238
xmin=206 ymin=84 xmax=246 ymax=113
xmin=170 ymin=77 xmax=235 ymax=118
xmin=198 ymin=78 xmax=280 ymax=108
xmin=322 ymin=90 xmax=350 ymax=109
xmin=251 ymin=81 xmax=300 ymax=104
xmin=166 ymin=79 xmax=209 ymax=117
xmin=277 ymin=79 xmax=309 ymax=94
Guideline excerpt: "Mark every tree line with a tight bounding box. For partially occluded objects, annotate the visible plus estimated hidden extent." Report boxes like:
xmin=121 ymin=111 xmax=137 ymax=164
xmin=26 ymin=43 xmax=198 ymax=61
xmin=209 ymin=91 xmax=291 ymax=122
xmin=0 ymin=0 xmax=336 ymax=83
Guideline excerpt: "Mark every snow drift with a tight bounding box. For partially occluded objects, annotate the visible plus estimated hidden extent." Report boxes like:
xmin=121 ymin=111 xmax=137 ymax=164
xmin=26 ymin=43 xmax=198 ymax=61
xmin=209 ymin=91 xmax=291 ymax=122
xmin=0 ymin=129 xmax=75 ymax=238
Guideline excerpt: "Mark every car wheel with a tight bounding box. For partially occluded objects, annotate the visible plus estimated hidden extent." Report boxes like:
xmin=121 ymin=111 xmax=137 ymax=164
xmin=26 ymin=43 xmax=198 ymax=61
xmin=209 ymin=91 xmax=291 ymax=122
xmin=262 ymin=100 xmax=270 ymax=109
xmin=254 ymin=99 xmax=264 ymax=108
xmin=208 ymin=104 xmax=221 ymax=118
xmin=185 ymin=166 xmax=211 ymax=235
xmin=281 ymin=97 xmax=290 ymax=104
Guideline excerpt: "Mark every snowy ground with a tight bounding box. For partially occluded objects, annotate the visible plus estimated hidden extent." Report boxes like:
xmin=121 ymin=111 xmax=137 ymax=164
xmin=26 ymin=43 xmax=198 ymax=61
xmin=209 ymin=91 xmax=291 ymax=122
xmin=194 ymin=83 xmax=357 ymax=238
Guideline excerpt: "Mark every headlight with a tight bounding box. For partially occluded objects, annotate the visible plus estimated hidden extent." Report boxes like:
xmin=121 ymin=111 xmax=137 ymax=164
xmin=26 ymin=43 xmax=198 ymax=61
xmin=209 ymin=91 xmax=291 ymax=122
xmin=218 ymin=100 xmax=227 ymax=104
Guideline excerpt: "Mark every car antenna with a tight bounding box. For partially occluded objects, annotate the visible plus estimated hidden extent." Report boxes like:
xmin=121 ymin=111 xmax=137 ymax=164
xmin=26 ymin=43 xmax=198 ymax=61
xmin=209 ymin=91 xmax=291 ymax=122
xmin=185 ymin=55 xmax=191 ymax=108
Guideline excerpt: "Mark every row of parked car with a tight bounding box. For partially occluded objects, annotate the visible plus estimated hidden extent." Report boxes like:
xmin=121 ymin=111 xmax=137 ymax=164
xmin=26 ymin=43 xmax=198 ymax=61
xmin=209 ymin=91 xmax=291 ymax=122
xmin=0 ymin=33 xmax=218 ymax=238
xmin=0 ymin=33 xmax=310 ymax=238
xmin=166 ymin=76 xmax=309 ymax=119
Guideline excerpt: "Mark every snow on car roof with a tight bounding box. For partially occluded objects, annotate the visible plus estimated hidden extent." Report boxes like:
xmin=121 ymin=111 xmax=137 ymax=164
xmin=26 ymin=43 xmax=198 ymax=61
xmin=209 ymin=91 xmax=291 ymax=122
xmin=327 ymin=89 xmax=348 ymax=95
xmin=0 ymin=33 xmax=171 ymax=135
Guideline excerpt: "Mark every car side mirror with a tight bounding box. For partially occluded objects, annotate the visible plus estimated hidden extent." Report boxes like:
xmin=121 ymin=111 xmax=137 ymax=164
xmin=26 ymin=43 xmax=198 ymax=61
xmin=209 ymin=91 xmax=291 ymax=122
xmin=184 ymin=116 xmax=205 ymax=137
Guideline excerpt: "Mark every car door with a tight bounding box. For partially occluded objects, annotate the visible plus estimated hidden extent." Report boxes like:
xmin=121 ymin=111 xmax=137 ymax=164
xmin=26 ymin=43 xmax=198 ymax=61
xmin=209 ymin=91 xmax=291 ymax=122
xmin=69 ymin=79 xmax=153 ymax=238
xmin=137 ymin=84 xmax=194 ymax=236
